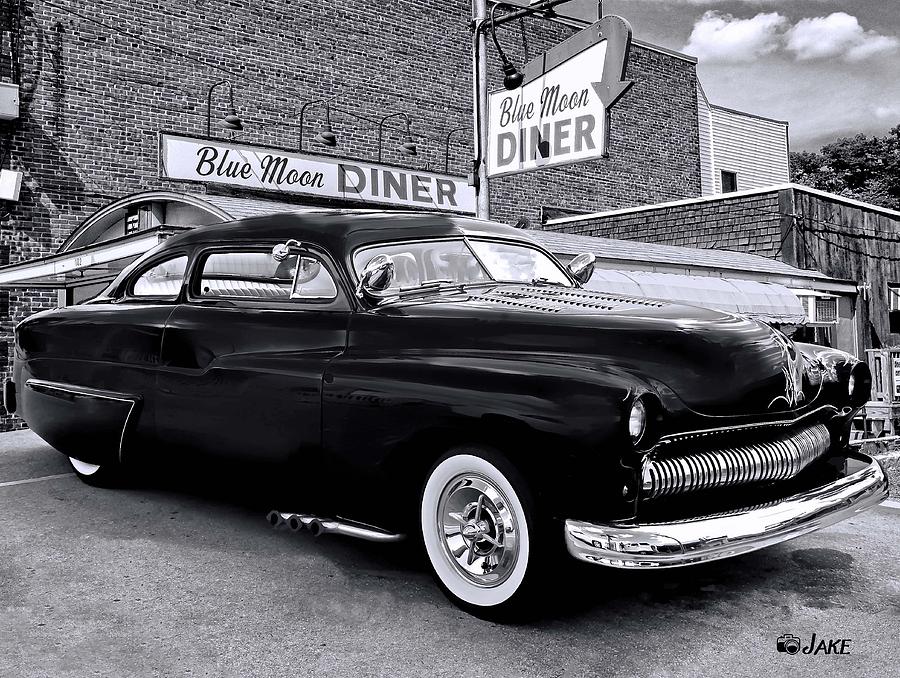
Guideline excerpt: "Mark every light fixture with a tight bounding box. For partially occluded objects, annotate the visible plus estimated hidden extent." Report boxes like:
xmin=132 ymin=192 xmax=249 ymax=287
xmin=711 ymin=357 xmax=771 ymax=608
xmin=221 ymin=107 xmax=243 ymax=132
xmin=315 ymin=105 xmax=337 ymax=147
xmin=378 ymin=112 xmax=417 ymax=162
xmin=206 ymin=80 xmax=243 ymax=136
xmin=489 ymin=4 xmax=523 ymax=91
xmin=443 ymin=127 xmax=468 ymax=173
xmin=299 ymin=99 xmax=339 ymax=151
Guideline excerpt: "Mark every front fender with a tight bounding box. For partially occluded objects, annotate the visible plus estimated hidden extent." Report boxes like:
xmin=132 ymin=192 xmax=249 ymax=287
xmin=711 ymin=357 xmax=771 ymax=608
xmin=323 ymin=351 xmax=648 ymax=529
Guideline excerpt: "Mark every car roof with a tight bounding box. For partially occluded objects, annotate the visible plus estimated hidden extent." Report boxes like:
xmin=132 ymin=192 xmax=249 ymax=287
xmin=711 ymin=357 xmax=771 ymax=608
xmin=162 ymin=210 xmax=529 ymax=261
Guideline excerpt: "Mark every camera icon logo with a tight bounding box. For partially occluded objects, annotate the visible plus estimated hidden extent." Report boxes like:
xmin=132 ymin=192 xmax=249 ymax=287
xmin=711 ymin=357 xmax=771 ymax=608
xmin=777 ymin=634 xmax=802 ymax=655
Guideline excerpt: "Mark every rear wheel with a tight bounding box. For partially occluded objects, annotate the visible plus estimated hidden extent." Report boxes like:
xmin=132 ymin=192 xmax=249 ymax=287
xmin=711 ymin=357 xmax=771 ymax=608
xmin=421 ymin=447 xmax=539 ymax=617
xmin=68 ymin=456 xmax=126 ymax=487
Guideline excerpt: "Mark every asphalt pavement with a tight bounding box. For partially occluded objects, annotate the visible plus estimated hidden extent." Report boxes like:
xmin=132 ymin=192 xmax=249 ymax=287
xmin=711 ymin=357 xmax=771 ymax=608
xmin=1 ymin=429 xmax=898 ymax=678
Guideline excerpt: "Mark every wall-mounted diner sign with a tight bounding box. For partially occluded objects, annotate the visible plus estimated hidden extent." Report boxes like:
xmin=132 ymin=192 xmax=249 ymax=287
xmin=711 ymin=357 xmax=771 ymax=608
xmin=159 ymin=134 xmax=476 ymax=214
xmin=486 ymin=15 xmax=634 ymax=178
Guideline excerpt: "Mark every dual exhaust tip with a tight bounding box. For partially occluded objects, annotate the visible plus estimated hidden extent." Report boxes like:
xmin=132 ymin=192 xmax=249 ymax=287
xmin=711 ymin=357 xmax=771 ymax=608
xmin=266 ymin=510 xmax=405 ymax=543
xmin=267 ymin=511 xmax=324 ymax=536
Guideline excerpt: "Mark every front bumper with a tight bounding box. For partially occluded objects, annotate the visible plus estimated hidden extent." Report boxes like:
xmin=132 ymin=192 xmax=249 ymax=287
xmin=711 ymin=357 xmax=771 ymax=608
xmin=565 ymin=452 xmax=888 ymax=568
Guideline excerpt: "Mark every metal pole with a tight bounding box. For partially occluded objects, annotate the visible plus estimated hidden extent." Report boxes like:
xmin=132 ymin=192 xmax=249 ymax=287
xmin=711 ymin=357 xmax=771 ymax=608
xmin=472 ymin=0 xmax=490 ymax=219
xmin=485 ymin=0 xmax=573 ymax=30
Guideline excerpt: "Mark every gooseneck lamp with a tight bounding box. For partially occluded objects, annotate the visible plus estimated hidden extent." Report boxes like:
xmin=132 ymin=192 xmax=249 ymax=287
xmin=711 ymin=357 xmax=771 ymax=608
xmin=444 ymin=127 xmax=468 ymax=173
xmin=299 ymin=99 xmax=339 ymax=151
xmin=489 ymin=4 xmax=524 ymax=91
xmin=314 ymin=105 xmax=337 ymax=147
xmin=378 ymin=112 xmax=417 ymax=162
xmin=206 ymin=80 xmax=243 ymax=137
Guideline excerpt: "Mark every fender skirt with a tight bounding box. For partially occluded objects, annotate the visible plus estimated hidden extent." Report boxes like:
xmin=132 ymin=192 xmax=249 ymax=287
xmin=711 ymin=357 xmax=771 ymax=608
xmin=23 ymin=379 xmax=140 ymax=466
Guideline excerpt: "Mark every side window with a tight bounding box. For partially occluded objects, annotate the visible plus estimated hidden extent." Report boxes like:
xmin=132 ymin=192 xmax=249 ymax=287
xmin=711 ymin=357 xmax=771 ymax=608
xmin=197 ymin=250 xmax=337 ymax=302
xmin=131 ymin=255 xmax=188 ymax=298
xmin=290 ymin=255 xmax=338 ymax=300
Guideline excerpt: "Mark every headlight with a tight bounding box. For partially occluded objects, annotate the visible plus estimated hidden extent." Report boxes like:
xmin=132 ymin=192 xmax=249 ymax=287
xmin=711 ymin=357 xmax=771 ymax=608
xmin=628 ymin=398 xmax=647 ymax=443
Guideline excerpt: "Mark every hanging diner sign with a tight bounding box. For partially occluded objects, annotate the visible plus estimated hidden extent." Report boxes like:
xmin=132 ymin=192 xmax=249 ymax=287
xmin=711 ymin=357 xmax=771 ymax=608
xmin=159 ymin=133 xmax=476 ymax=214
xmin=486 ymin=15 xmax=634 ymax=178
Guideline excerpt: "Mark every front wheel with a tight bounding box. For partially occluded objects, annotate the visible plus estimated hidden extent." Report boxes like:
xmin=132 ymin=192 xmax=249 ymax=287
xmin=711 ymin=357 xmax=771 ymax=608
xmin=421 ymin=447 xmax=537 ymax=616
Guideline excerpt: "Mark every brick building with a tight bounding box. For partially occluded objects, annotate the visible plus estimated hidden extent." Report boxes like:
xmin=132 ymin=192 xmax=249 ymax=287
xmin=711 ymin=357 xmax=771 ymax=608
xmin=0 ymin=0 xmax=801 ymax=430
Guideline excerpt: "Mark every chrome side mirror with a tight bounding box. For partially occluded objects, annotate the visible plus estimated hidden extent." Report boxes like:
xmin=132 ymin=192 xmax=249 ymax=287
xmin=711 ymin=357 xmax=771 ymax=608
xmin=567 ymin=252 xmax=596 ymax=285
xmin=356 ymin=254 xmax=395 ymax=299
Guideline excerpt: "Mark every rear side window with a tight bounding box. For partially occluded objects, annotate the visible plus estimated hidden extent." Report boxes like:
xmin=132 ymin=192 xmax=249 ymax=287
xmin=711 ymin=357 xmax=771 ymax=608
xmin=197 ymin=250 xmax=337 ymax=301
xmin=131 ymin=255 xmax=188 ymax=298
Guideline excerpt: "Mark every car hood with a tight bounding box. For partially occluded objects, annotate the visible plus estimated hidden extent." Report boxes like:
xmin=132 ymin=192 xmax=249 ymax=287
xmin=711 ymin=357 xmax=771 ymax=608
xmin=380 ymin=284 xmax=821 ymax=418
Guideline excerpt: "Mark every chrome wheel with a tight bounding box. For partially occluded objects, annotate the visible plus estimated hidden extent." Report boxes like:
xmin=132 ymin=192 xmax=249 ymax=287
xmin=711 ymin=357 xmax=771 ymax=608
xmin=438 ymin=474 xmax=519 ymax=587
xmin=422 ymin=451 xmax=531 ymax=609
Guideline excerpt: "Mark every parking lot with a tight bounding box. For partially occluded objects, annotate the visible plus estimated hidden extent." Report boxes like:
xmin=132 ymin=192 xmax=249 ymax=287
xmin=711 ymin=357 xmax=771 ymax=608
xmin=2 ymin=429 xmax=898 ymax=678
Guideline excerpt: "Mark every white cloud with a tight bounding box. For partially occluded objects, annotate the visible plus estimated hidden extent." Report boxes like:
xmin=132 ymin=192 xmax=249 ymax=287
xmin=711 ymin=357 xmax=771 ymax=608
xmin=785 ymin=12 xmax=899 ymax=61
xmin=682 ymin=10 xmax=898 ymax=64
xmin=874 ymin=104 xmax=900 ymax=121
xmin=683 ymin=11 xmax=787 ymax=63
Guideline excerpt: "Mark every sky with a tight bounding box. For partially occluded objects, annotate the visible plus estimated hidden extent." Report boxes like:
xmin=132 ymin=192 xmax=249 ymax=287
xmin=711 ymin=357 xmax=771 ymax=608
xmin=584 ymin=1 xmax=900 ymax=150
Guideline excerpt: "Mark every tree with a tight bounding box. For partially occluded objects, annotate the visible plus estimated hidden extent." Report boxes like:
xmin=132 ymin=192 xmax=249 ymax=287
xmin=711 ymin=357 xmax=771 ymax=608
xmin=790 ymin=124 xmax=900 ymax=210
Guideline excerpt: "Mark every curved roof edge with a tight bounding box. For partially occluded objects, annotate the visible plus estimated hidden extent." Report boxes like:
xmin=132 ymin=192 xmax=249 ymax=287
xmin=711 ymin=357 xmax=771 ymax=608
xmin=60 ymin=191 xmax=236 ymax=252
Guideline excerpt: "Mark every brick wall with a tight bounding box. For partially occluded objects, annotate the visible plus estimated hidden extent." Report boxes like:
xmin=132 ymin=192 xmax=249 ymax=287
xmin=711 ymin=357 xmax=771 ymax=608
xmin=0 ymin=0 xmax=703 ymax=430
xmin=542 ymin=190 xmax=785 ymax=258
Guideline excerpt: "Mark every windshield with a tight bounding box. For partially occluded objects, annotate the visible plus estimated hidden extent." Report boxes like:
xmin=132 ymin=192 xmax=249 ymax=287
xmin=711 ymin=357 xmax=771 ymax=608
xmin=352 ymin=238 xmax=572 ymax=292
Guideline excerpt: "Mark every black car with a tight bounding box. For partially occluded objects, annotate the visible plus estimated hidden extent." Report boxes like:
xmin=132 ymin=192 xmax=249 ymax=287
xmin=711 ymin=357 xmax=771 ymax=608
xmin=5 ymin=211 xmax=888 ymax=614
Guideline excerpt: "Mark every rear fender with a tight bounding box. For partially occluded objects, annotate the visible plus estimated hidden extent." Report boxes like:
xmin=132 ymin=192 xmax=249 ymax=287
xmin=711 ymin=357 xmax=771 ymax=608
xmin=20 ymin=378 xmax=140 ymax=466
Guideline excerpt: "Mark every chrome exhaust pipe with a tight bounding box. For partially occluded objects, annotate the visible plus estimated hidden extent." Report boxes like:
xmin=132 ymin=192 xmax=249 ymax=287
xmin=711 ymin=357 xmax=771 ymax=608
xmin=267 ymin=511 xmax=292 ymax=528
xmin=288 ymin=514 xmax=315 ymax=532
xmin=309 ymin=518 xmax=405 ymax=543
xmin=267 ymin=511 xmax=404 ymax=543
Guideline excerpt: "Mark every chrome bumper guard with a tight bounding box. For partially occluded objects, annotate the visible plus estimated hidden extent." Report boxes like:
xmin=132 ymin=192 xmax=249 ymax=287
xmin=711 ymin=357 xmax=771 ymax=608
xmin=565 ymin=453 xmax=888 ymax=568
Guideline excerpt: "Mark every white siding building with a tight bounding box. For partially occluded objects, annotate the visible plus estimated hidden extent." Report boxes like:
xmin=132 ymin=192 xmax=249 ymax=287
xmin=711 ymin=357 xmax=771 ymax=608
xmin=697 ymin=84 xmax=790 ymax=196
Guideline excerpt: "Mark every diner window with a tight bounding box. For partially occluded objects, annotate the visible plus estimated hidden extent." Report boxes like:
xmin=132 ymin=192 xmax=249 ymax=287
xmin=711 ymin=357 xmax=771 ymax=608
xmin=131 ymin=255 xmax=188 ymax=298
xmin=888 ymin=283 xmax=900 ymax=333
xmin=721 ymin=170 xmax=738 ymax=193
xmin=198 ymin=250 xmax=337 ymax=301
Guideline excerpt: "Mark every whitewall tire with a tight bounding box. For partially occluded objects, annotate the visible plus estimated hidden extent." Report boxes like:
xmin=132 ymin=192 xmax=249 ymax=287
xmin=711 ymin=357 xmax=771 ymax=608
xmin=69 ymin=457 xmax=102 ymax=477
xmin=421 ymin=449 xmax=534 ymax=612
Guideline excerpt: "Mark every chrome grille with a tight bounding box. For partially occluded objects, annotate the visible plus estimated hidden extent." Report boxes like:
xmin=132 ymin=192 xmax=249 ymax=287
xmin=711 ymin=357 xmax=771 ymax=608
xmin=642 ymin=423 xmax=831 ymax=500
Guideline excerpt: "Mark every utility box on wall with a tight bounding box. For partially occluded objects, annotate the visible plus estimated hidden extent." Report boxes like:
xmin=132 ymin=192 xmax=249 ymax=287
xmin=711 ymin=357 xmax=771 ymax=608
xmin=0 ymin=169 xmax=23 ymax=201
xmin=0 ymin=82 xmax=20 ymax=120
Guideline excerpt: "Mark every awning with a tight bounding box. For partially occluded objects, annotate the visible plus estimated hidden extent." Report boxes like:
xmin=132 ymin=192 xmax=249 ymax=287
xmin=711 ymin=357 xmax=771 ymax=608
xmin=585 ymin=269 xmax=807 ymax=324
xmin=0 ymin=227 xmax=183 ymax=288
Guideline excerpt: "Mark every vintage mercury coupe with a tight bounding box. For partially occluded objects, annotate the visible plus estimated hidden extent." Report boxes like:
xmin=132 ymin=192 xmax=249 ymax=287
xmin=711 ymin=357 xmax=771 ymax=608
xmin=5 ymin=211 xmax=888 ymax=614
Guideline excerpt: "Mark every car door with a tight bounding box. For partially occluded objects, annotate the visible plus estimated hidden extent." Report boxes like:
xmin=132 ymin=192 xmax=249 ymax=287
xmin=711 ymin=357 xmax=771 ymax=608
xmin=155 ymin=242 xmax=350 ymax=470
